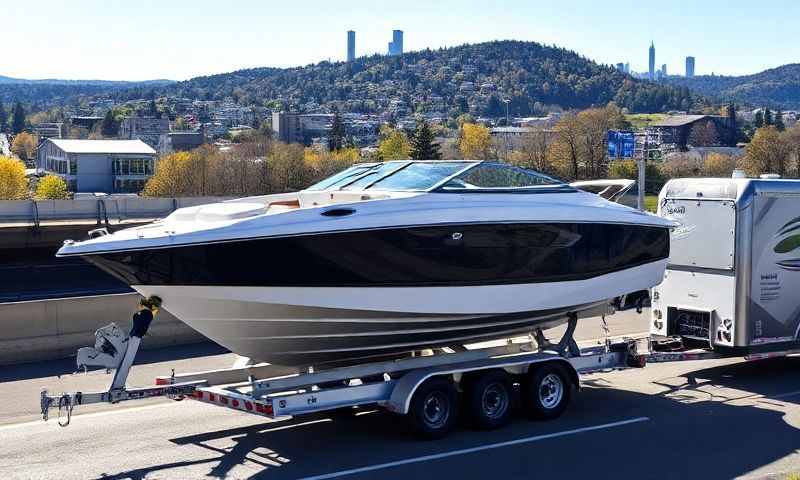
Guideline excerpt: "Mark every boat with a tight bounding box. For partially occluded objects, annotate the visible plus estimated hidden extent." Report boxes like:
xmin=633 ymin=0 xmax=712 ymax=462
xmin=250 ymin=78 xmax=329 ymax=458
xmin=57 ymin=160 xmax=674 ymax=367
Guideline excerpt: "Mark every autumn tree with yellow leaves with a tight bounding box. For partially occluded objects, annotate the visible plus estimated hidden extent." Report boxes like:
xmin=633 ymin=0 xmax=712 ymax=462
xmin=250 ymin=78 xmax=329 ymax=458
xmin=459 ymin=123 xmax=492 ymax=159
xmin=0 ymin=156 xmax=29 ymax=200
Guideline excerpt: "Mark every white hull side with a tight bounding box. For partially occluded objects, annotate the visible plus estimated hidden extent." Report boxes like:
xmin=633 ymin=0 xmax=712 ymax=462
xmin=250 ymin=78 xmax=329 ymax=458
xmin=133 ymin=259 xmax=666 ymax=366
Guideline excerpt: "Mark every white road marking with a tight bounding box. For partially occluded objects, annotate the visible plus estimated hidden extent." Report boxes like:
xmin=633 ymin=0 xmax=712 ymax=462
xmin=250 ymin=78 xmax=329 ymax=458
xmin=300 ymin=416 xmax=651 ymax=480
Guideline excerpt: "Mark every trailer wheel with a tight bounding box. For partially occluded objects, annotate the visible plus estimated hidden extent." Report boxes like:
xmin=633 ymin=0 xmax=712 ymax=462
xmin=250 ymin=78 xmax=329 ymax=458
xmin=523 ymin=363 xmax=571 ymax=420
xmin=464 ymin=370 xmax=512 ymax=430
xmin=407 ymin=376 xmax=458 ymax=439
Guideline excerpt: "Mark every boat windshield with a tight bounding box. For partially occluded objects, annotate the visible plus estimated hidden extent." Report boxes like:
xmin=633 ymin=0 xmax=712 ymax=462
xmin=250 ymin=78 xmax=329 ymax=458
xmin=340 ymin=161 xmax=410 ymax=190
xmin=305 ymin=163 xmax=379 ymax=191
xmin=437 ymin=162 xmax=566 ymax=192
xmin=365 ymin=161 xmax=475 ymax=191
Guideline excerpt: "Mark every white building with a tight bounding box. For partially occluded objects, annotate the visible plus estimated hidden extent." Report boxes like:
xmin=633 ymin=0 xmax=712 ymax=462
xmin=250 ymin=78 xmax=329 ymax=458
xmin=36 ymin=139 xmax=157 ymax=193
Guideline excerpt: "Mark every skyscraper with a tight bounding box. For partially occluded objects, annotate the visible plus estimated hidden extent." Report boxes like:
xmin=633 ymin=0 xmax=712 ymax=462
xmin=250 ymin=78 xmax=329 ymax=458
xmin=648 ymin=42 xmax=655 ymax=81
xmin=347 ymin=30 xmax=355 ymax=62
xmin=685 ymin=56 xmax=695 ymax=78
xmin=661 ymin=64 xmax=667 ymax=77
xmin=616 ymin=63 xmax=625 ymax=73
xmin=388 ymin=30 xmax=403 ymax=56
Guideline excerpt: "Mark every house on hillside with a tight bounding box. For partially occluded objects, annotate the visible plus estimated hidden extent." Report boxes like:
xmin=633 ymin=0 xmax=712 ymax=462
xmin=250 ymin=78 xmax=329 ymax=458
xmin=36 ymin=139 xmax=157 ymax=193
xmin=650 ymin=114 xmax=735 ymax=149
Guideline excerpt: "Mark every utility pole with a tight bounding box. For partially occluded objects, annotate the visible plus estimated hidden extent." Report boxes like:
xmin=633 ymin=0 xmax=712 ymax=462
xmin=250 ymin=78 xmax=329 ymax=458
xmin=503 ymin=98 xmax=510 ymax=126
xmin=637 ymin=135 xmax=647 ymax=211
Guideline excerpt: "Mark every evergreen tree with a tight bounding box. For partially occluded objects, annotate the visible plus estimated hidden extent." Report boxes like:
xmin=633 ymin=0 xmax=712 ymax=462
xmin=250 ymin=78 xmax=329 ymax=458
xmin=328 ymin=106 xmax=345 ymax=151
xmin=100 ymin=110 xmax=119 ymax=137
xmin=726 ymin=103 xmax=737 ymax=145
xmin=409 ymin=119 xmax=441 ymax=160
xmin=149 ymin=99 xmax=158 ymax=117
xmin=764 ymin=107 xmax=773 ymax=126
xmin=754 ymin=110 xmax=764 ymax=129
xmin=11 ymin=102 xmax=25 ymax=134
xmin=774 ymin=108 xmax=785 ymax=131
xmin=0 ymin=99 xmax=6 ymax=131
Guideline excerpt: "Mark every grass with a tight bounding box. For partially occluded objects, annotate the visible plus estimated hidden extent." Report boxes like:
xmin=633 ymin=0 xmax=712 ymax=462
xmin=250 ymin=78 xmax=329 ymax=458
xmin=644 ymin=195 xmax=658 ymax=213
xmin=625 ymin=113 xmax=668 ymax=129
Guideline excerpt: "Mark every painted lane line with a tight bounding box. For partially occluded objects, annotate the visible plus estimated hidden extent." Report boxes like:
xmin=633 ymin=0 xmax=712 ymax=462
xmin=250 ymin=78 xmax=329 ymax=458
xmin=300 ymin=416 xmax=651 ymax=480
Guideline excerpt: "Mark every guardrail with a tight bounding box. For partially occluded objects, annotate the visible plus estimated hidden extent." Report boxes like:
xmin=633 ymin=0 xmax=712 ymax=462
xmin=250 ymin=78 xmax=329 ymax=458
xmin=0 ymin=196 xmax=232 ymax=227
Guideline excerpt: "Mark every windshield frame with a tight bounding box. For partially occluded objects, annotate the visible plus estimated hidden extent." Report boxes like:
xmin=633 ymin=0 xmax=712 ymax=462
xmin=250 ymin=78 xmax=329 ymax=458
xmin=433 ymin=161 xmax=574 ymax=194
xmin=364 ymin=160 xmax=479 ymax=192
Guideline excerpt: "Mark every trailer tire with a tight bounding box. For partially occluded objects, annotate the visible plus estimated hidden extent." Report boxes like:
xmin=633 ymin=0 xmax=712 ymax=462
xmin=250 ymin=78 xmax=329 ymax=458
xmin=523 ymin=362 xmax=571 ymax=420
xmin=464 ymin=370 xmax=512 ymax=430
xmin=407 ymin=376 xmax=458 ymax=440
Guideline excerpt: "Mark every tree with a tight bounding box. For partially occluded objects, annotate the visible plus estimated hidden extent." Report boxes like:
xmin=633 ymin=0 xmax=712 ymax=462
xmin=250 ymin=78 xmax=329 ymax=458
xmin=409 ymin=119 xmax=441 ymax=160
xmin=100 ymin=110 xmax=119 ymax=137
xmin=702 ymin=152 xmax=737 ymax=177
xmin=764 ymin=108 xmax=773 ymax=126
xmin=726 ymin=103 xmax=738 ymax=145
xmin=0 ymin=156 xmax=28 ymax=199
xmin=11 ymin=132 xmax=38 ymax=165
xmin=754 ymin=110 xmax=764 ymax=129
xmin=0 ymin=99 xmax=7 ymax=131
xmin=548 ymin=112 xmax=582 ymax=179
xmin=508 ymin=128 xmax=552 ymax=174
xmin=459 ymin=123 xmax=491 ymax=159
xmin=377 ymin=127 xmax=410 ymax=160
xmin=742 ymin=126 xmax=791 ymax=177
xmin=11 ymin=102 xmax=25 ymax=134
xmin=149 ymin=99 xmax=158 ymax=117
xmin=328 ymin=107 xmax=346 ymax=151
xmin=687 ymin=120 xmax=719 ymax=147
xmin=35 ymin=175 xmax=69 ymax=199
xmin=775 ymin=108 xmax=785 ymax=132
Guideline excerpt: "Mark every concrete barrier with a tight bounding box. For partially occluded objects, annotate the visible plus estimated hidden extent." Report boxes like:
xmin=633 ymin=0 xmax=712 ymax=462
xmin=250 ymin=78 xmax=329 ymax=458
xmin=0 ymin=293 xmax=207 ymax=365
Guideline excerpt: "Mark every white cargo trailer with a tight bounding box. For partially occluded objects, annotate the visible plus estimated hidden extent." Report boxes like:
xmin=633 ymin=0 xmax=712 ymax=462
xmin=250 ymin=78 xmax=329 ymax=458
xmin=651 ymin=174 xmax=800 ymax=353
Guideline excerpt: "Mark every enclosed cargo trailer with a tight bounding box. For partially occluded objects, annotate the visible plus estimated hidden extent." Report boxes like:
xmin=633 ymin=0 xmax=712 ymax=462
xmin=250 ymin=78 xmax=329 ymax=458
xmin=651 ymin=174 xmax=800 ymax=352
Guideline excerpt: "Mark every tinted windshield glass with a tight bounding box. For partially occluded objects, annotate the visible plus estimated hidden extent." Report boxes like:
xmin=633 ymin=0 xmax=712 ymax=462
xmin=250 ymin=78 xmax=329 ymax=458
xmin=367 ymin=162 xmax=472 ymax=191
xmin=341 ymin=162 xmax=409 ymax=190
xmin=305 ymin=164 xmax=377 ymax=191
xmin=439 ymin=163 xmax=562 ymax=190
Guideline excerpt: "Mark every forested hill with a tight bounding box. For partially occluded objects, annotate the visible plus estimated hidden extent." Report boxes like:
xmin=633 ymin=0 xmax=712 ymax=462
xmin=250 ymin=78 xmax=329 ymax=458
xmin=118 ymin=40 xmax=697 ymax=115
xmin=0 ymin=77 xmax=174 ymax=106
xmin=666 ymin=64 xmax=800 ymax=109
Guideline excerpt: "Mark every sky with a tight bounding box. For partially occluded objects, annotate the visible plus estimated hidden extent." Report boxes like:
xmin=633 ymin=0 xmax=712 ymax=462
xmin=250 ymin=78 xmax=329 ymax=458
xmin=3 ymin=0 xmax=799 ymax=81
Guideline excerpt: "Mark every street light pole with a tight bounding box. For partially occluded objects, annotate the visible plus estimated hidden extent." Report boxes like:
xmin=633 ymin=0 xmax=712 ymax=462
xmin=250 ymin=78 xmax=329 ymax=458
xmin=503 ymin=98 xmax=510 ymax=126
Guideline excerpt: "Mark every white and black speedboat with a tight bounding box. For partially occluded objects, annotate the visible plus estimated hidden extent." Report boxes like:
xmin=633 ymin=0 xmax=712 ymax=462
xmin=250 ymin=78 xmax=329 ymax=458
xmin=58 ymin=161 xmax=673 ymax=367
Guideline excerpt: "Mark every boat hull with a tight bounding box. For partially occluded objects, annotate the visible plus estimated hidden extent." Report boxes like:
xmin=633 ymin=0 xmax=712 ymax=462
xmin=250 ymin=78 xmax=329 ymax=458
xmin=132 ymin=258 xmax=667 ymax=367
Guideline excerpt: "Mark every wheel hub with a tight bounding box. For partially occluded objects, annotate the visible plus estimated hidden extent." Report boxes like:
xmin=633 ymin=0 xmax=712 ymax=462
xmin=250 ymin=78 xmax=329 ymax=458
xmin=539 ymin=373 xmax=564 ymax=409
xmin=482 ymin=382 xmax=509 ymax=418
xmin=423 ymin=391 xmax=449 ymax=427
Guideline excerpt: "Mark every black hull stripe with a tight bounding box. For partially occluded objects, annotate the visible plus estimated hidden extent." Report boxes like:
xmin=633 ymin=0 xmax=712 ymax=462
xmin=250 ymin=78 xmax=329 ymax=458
xmin=87 ymin=223 xmax=669 ymax=288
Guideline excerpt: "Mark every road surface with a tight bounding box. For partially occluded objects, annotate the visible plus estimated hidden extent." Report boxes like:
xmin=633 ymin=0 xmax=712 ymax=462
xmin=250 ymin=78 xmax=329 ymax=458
xmin=1 ymin=311 xmax=799 ymax=479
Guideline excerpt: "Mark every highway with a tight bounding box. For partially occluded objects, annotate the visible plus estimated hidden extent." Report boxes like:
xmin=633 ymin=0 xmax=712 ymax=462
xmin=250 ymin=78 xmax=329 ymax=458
xmin=1 ymin=311 xmax=799 ymax=479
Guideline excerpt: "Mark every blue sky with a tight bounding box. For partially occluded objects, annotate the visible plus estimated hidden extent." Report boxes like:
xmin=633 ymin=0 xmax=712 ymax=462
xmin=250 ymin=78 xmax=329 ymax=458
xmin=4 ymin=0 xmax=798 ymax=81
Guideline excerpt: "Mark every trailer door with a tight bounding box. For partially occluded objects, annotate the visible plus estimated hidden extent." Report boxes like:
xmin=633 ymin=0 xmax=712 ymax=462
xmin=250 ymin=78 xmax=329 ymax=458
xmin=660 ymin=198 xmax=736 ymax=270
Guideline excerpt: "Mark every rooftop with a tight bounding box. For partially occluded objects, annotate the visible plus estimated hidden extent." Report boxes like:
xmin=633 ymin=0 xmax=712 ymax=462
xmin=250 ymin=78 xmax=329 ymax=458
xmin=49 ymin=139 xmax=156 ymax=155
xmin=651 ymin=115 xmax=710 ymax=127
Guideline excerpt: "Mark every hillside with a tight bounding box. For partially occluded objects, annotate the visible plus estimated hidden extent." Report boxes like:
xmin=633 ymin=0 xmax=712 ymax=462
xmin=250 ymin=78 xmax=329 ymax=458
xmin=106 ymin=40 xmax=695 ymax=115
xmin=666 ymin=64 xmax=800 ymax=109
xmin=0 ymin=76 xmax=174 ymax=106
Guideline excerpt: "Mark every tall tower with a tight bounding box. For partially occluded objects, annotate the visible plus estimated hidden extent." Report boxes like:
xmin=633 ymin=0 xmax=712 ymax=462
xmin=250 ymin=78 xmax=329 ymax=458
xmin=685 ymin=56 xmax=695 ymax=78
xmin=648 ymin=42 xmax=655 ymax=81
xmin=347 ymin=30 xmax=355 ymax=62
xmin=388 ymin=30 xmax=404 ymax=56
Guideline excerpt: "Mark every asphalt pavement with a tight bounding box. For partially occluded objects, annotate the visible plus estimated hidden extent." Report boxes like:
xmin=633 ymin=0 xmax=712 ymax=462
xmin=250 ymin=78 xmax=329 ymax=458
xmin=1 ymin=310 xmax=799 ymax=480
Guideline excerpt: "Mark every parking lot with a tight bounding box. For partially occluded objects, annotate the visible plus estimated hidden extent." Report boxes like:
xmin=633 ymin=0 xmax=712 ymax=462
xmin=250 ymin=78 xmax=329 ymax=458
xmin=1 ymin=312 xmax=799 ymax=479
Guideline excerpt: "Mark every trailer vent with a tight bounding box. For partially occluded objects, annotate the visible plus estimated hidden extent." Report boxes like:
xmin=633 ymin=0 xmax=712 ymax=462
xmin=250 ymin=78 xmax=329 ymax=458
xmin=668 ymin=307 xmax=710 ymax=341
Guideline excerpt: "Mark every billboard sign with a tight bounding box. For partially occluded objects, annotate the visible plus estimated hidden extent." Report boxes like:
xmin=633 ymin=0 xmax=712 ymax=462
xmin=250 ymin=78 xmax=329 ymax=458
xmin=608 ymin=130 xmax=635 ymax=159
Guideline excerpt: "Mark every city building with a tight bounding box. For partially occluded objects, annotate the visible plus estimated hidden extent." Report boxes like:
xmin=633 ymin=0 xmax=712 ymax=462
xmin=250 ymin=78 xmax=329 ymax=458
xmin=624 ymin=63 xmax=630 ymax=74
xmin=33 ymin=123 xmax=64 ymax=139
xmin=36 ymin=139 xmax=157 ymax=193
xmin=272 ymin=112 xmax=303 ymax=144
xmin=167 ymin=131 xmax=204 ymax=152
xmin=616 ymin=63 xmax=625 ymax=73
xmin=686 ymin=56 xmax=695 ymax=77
xmin=662 ymin=64 xmax=667 ymax=77
xmin=388 ymin=30 xmax=403 ymax=56
xmin=347 ymin=30 xmax=355 ymax=62
xmin=648 ymin=42 xmax=655 ymax=81
xmin=650 ymin=115 xmax=735 ymax=149
xmin=119 ymin=116 xmax=169 ymax=153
